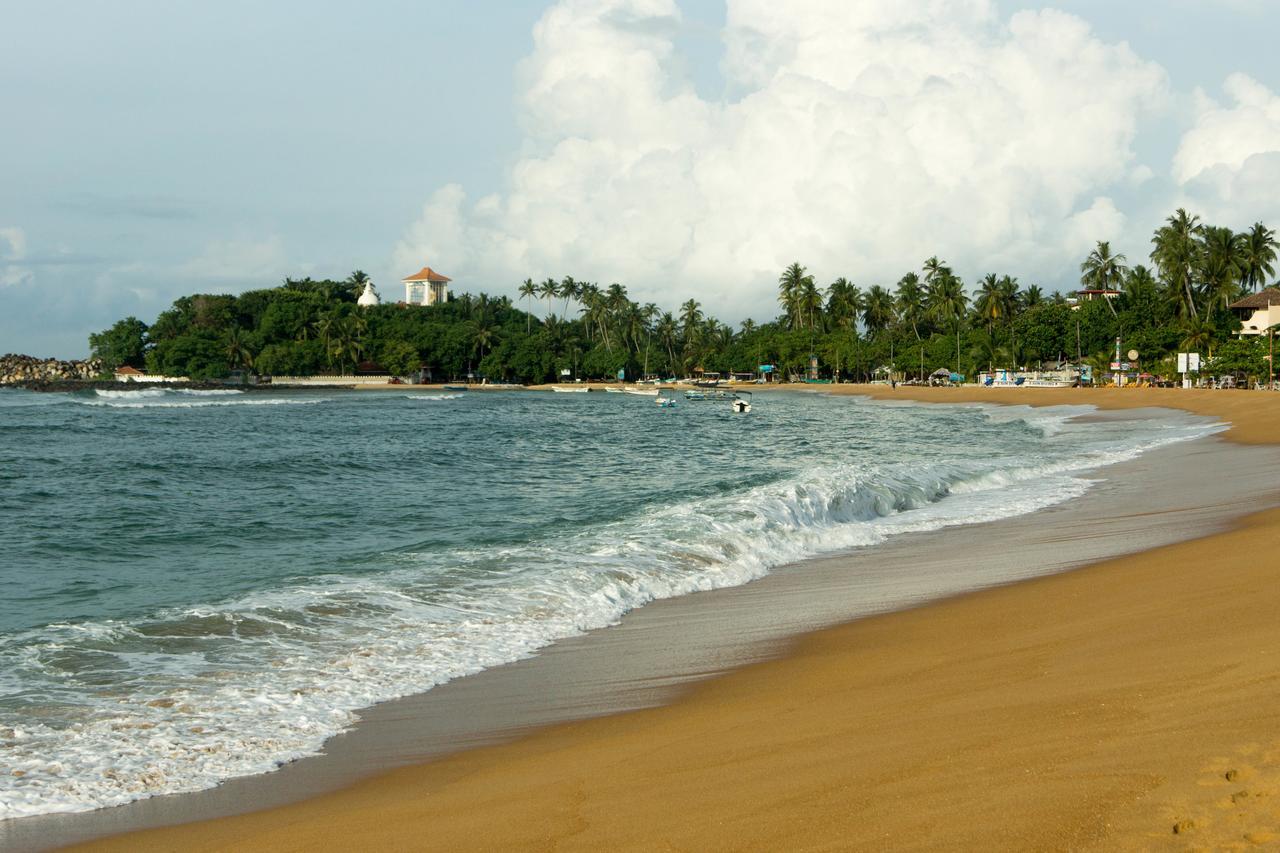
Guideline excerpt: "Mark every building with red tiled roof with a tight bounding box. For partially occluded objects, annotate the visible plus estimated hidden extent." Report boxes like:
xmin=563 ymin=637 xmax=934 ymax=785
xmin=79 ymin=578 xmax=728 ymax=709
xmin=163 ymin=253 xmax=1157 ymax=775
xmin=402 ymin=265 xmax=452 ymax=306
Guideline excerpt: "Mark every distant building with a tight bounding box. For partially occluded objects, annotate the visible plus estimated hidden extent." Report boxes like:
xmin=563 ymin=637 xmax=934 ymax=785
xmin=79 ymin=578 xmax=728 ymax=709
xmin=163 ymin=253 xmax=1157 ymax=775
xmin=357 ymin=281 xmax=380 ymax=308
xmin=113 ymin=366 xmax=189 ymax=383
xmin=1228 ymin=287 xmax=1280 ymax=336
xmin=402 ymin=265 xmax=452 ymax=306
xmin=1070 ymin=288 xmax=1121 ymax=310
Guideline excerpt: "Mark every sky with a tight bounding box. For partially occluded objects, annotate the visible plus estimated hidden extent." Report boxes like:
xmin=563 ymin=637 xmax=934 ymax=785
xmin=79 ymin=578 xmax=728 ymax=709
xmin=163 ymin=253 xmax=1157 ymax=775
xmin=3 ymin=0 xmax=1279 ymax=358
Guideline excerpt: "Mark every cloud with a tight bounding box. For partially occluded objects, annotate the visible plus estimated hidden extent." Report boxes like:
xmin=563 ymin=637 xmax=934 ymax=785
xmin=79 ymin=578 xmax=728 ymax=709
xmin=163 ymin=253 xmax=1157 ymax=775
xmin=177 ymin=235 xmax=291 ymax=284
xmin=395 ymin=0 xmax=1167 ymax=316
xmin=1173 ymin=73 xmax=1280 ymax=184
xmin=0 ymin=226 xmax=34 ymax=288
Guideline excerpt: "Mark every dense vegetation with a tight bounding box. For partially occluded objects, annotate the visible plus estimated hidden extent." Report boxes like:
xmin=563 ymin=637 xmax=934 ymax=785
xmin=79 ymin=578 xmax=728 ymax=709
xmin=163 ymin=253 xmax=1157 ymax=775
xmin=90 ymin=210 xmax=1279 ymax=384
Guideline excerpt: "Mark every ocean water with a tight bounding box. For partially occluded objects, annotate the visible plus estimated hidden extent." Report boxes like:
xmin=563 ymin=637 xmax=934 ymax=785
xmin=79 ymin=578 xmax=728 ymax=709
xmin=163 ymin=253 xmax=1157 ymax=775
xmin=0 ymin=387 xmax=1220 ymax=819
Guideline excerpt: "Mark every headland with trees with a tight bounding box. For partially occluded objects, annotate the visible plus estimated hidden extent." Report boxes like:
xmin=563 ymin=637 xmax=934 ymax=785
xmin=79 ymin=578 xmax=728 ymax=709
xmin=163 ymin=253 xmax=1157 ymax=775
xmin=87 ymin=209 xmax=1278 ymax=386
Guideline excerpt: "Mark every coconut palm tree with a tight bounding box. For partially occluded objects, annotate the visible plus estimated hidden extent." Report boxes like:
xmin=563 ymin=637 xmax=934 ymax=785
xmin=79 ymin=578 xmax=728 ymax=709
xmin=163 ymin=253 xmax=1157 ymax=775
xmin=1151 ymin=208 xmax=1202 ymax=319
xmin=680 ymin=299 xmax=703 ymax=342
xmin=518 ymin=278 xmax=537 ymax=333
xmin=895 ymin=273 xmax=926 ymax=339
xmin=559 ymin=276 xmax=579 ymax=321
xmin=1080 ymin=241 xmax=1129 ymax=317
xmin=928 ymin=273 xmax=969 ymax=372
xmin=538 ymin=278 xmax=558 ymax=319
xmin=778 ymin=263 xmax=811 ymax=329
xmin=656 ymin=311 xmax=679 ymax=370
xmin=973 ymin=273 xmax=1003 ymax=333
xmin=1123 ymin=265 xmax=1158 ymax=301
xmin=862 ymin=285 xmax=895 ymax=336
xmin=1179 ymin=316 xmax=1215 ymax=356
xmin=1198 ymin=226 xmax=1246 ymax=313
xmin=1020 ymin=285 xmax=1044 ymax=310
xmin=1241 ymin=222 xmax=1278 ymax=292
xmin=223 ymin=326 xmax=254 ymax=370
xmin=473 ymin=323 xmax=497 ymax=364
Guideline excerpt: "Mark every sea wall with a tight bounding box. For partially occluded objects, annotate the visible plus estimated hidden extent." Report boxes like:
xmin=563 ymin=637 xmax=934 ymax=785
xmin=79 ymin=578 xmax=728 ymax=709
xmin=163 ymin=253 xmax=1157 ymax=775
xmin=0 ymin=353 xmax=103 ymax=385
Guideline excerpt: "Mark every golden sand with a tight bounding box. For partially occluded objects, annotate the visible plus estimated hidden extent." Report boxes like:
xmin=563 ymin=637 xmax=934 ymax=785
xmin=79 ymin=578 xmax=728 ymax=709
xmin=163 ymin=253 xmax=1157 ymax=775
xmin=74 ymin=387 xmax=1280 ymax=851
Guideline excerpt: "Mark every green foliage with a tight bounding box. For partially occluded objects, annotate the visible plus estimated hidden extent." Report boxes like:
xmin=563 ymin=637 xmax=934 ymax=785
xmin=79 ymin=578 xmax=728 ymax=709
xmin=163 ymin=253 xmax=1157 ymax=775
xmin=91 ymin=208 xmax=1277 ymax=384
xmin=89 ymin=316 xmax=148 ymax=369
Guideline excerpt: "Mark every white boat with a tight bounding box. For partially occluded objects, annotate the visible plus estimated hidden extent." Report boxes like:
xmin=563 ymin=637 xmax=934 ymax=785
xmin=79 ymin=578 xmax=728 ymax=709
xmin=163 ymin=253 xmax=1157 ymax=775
xmin=732 ymin=391 xmax=752 ymax=413
xmin=624 ymin=387 xmax=658 ymax=397
xmin=551 ymin=386 xmax=589 ymax=393
xmin=605 ymin=387 xmax=623 ymax=393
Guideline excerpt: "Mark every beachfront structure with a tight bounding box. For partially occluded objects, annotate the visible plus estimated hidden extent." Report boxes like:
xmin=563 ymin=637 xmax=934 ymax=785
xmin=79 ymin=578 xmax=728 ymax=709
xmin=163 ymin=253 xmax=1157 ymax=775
xmin=1228 ymin=287 xmax=1280 ymax=336
xmin=402 ymin=265 xmax=451 ymax=306
xmin=1071 ymin=287 xmax=1121 ymax=308
xmin=357 ymin=281 xmax=380 ymax=308
xmin=113 ymin=365 xmax=189 ymax=383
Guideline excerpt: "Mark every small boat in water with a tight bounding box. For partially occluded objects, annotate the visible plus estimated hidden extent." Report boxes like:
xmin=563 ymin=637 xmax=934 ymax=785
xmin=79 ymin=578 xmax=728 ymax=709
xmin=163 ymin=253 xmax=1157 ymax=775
xmin=624 ymin=387 xmax=658 ymax=397
xmin=732 ymin=391 xmax=752 ymax=413
xmin=551 ymin=386 xmax=589 ymax=393
xmin=655 ymin=389 xmax=677 ymax=408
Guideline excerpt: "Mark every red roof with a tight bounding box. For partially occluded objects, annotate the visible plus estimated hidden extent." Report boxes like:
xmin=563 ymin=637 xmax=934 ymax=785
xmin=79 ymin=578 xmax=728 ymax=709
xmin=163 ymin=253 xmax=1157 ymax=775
xmin=1229 ymin=287 xmax=1280 ymax=310
xmin=115 ymin=365 xmax=145 ymax=375
xmin=401 ymin=266 xmax=452 ymax=283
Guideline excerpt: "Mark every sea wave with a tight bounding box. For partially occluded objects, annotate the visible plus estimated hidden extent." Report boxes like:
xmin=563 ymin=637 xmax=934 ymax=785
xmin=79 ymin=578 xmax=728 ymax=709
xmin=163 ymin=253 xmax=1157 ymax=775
xmin=0 ymin=406 xmax=1222 ymax=819
xmin=404 ymin=393 xmax=464 ymax=401
xmin=79 ymin=388 xmax=324 ymax=409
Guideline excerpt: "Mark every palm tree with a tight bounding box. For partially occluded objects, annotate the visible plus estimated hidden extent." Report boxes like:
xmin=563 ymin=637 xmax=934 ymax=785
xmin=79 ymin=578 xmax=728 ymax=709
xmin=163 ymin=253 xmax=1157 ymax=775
xmin=518 ymin=278 xmax=537 ymax=333
xmin=656 ymin=312 xmax=679 ymax=371
xmin=1151 ymin=208 xmax=1202 ymax=319
xmin=680 ymin=299 xmax=703 ymax=342
xmin=797 ymin=276 xmax=823 ymax=330
xmin=1080 ymin=241 xmax=1129 ymax=317
xmin=313 ymin=313 xmax=338 ymax=367
xmin=559 ymin=276 xmax=579 ymax=321
xmin=538 ymin=278 xmax=558 ymax=319
xmin=927 ymin=273 xmax=969 ymax=372
xmin=1198 ymin=226 xmax=1246 ymax=313
xmin=778 ymin=263 xmax=811 ymax=329
xmin=1179 ymin=316 xmax=1215 ymax=356
xmin=223 ymin=326 xmax=253 ymax=370
xmin=974 ymin=273 xmax=1003 ymax=333
xmin=862 ymin=285 xmax=895 ymax=336
xmin=895 ymin=273 xmax=926 ymax=339
xmin=473 ymin=323 xmax=497 ymax=364
xmin=1020 ymin=285 xmax=1044 ymax=310
xmin=1241 ymin=222 xmax=1278 ymax=292
xmin=1123 ymin=265 xmax=1158 ymax=301
xmin=640 ymin=302 xmax=659 ymax=375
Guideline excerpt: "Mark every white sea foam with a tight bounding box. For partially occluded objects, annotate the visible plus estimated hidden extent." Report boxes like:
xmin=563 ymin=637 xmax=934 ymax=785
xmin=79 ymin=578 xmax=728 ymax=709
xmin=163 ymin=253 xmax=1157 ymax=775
xmin=0 ymin=405 xmax=1223 ymax=819
xmin=404 ymin=393 xmax=463 ymax=401
xmin=81 ymin=389 xmax=324 ymax=409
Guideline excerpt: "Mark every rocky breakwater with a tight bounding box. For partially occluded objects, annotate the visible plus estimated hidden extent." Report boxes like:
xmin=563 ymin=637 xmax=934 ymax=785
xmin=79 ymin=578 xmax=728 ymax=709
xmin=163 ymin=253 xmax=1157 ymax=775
xmin=0 ymin=353 xmax=104 ymax=385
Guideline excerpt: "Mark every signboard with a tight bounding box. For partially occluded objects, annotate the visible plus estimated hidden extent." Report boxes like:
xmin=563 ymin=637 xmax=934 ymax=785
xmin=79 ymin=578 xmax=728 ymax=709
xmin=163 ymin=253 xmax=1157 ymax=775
xmin=1177 ymin=353 xmax=1187 ymax=373
xmin=1178 ymin=352 xmax=1201 ymax=372
xmin=616 ymin=368 xmax=626 ymax=380
xmin=759 ymin=364 xmax=775 ymax=373
xmin=560 ymin=368 xmax=571 ymax=376
xmin=1110 ymin=362 xmax=1121 ymax=370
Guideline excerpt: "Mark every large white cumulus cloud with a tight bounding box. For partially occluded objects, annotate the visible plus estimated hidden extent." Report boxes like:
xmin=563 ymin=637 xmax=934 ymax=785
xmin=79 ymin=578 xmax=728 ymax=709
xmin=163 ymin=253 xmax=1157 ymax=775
xmin=395 ymin=0 xmax=1166 ymax=317
xmin=1174 ymin=73 xmax=1280 ymax=224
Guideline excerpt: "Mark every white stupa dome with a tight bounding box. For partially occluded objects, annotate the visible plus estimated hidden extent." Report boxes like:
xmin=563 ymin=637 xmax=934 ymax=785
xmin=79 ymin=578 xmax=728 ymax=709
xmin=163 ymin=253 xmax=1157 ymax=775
xmin=358 ymin=281 xmax=380 ymax=307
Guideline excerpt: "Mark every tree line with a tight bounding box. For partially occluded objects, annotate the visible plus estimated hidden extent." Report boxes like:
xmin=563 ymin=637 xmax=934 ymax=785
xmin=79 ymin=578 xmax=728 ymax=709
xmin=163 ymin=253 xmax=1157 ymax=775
xmin=89 ymin=209 xmax=1278 ymax=385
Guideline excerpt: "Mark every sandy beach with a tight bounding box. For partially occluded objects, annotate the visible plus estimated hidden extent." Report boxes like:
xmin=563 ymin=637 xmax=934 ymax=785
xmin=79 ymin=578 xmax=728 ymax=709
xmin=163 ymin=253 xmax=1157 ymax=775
xmin=56 ymin=387 xmax=1280 ymax=851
